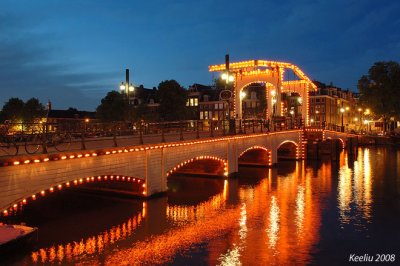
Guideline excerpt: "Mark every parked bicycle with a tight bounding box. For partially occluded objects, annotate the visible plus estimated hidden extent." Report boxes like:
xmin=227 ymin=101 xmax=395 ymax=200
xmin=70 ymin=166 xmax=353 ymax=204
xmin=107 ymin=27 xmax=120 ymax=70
xmin=0 ymin=123 xmax=19 ymax=156
xmin=24 ymin=125 xmax=73 ymax=154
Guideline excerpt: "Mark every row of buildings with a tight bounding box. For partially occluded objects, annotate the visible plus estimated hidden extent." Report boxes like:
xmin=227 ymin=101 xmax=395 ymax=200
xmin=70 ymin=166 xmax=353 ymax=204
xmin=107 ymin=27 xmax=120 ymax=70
xmin=47 ymin=82 xmax=375 ymax=132
xmin=185 ymin=83 xmax=366 ymax=131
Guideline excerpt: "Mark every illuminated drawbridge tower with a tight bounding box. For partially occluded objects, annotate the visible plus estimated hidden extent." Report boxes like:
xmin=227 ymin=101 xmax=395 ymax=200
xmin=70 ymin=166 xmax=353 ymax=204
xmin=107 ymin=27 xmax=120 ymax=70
xmin=209 ymin=59 xmax=317 ymax=126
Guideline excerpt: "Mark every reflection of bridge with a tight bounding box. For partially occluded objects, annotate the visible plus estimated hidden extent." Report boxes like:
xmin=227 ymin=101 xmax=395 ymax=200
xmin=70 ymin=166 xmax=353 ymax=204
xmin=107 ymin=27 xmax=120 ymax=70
xmin=0 ymin=128 xmax=355 ymax=215
xmin=31 ymin=207 xmax=145 ymax=264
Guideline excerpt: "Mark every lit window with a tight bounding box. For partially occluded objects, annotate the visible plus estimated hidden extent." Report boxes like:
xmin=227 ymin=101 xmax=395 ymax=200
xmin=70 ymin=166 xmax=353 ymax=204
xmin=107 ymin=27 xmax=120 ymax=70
xmin=190 ymin=98 xmax=194 ymax=106
xmin=194 ymin=98 xmax=198 ymax=106
xmin=200 ymin=112 xmax=203 ymax=120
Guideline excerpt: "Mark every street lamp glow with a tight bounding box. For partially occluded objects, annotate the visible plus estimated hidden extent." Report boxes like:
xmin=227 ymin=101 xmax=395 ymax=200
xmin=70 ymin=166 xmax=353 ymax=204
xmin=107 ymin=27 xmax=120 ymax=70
xmin=340 ymin=108 xmax=345 ymax=113
xmin=297 ymin=97 xmax=302 ymax=104
xmin=358 ymin=108 xmax=362 ymax=112
xmin=289 ymin=110 xmax=294 ymax=115
xmin=271 ymin=90 xmax=276 ymax=97
xmin=365 ymin=109 xmax=370 ymax=115
xmin=129 ymin=83 xmax=135 ymax=92
xmin=240 ymin=91 xmax=246 ymax=99
xmin=345 ymin=106 xmax=350 ymax=111
xmin=221 ymin=73 xmax=228 ymax=80
xmin=228 ymin=75 xmax=234 ymax=82
xmin=120 ymin=83 xmax=125 ymax=91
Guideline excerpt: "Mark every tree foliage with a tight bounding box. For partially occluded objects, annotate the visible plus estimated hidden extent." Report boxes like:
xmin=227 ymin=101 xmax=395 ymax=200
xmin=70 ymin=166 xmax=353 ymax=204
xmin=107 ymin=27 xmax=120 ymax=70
xmin=96 ymin=91 xmax=129 ymax=122
xmin=157 ymin=80 xmax=188 ymax=121
xmin=0 ymin=97 xmax=45 ymax=122
xmin=0 ymin=98 xmax=24 ymax=122
xmin=22 ymin=98 xmax=46 ymax=122
xmin=358 ymin=61 xmax=400 ymax=119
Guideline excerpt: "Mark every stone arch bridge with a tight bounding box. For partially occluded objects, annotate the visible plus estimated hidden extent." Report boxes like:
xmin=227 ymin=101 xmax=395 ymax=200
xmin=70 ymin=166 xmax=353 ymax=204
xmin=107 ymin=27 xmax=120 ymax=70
xmin=0 ymin=129 xmax=354 ymax=215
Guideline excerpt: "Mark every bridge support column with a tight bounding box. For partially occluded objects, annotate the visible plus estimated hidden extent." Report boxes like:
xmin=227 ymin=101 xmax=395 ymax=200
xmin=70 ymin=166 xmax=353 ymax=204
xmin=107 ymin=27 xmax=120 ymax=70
xmin=226 ymin=140 xmax=238 ymax=176
xmin=145 ymin=149 xmax=166 ymax=196
xmin=271 ymin=149 xmax=278 ymax=165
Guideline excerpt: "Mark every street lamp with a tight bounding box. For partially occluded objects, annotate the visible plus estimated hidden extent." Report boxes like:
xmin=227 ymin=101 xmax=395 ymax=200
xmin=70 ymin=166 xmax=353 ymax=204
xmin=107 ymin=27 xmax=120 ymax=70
xmin=120 ymin=82 xmax=135 ymax=100
xmin=221 ymin=54 xmax=235 ymax=134
xmin=289 ymin=109 xmax=294 ymax=129
xmin=221 ymin=72 xmax=234 ymax=108
xmin=119 ymin=69 xmax=135 ymax=105
xmin=358 ymin=108 xmax=363 ymax=131
xmin=271 ymin=90 xmax=277 ymax=116
xmin=271 ymin=90 xmax=277 ymax=130
xmin=340 ymin=107 xmax=345 ymax=131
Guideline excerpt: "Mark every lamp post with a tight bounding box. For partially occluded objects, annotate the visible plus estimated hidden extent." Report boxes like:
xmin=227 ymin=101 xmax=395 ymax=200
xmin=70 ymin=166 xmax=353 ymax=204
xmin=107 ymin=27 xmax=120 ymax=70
xmin=119 ymin=69 xmax=135 ymax=105
xmin=221 ymin=54 xmax=235 ymax=134
xmin=340 ymin=107 xmax=345 ymax=132
xmin=358 ymin=108 xmax=363 ymax=132
xmin=271 ymin=90 xmax=277 ymax=131
xmin=289 ymin=109 xmax=294 ymax=129
xmin=345 ymin=106 xmax=350 ymax=129
xmin=240 ymin=91 xmax=247 ymax=112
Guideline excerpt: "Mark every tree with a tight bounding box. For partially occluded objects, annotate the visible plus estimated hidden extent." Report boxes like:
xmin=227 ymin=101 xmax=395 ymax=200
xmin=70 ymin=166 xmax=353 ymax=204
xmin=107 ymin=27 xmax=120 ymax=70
xmin=22 ymin=98 xmax=45 ymax=122
xmin=96 ymin=91 xmax=129 ymax=122
xmin=358 ymin=61 xmax=400 ymax=130
xmin=157 ymin=80 xmax=188 ymax=121
xmin=132 ymin=103 xmax=159 ymax=122
xmin=0 ymin=98 xmax=24 ymax=122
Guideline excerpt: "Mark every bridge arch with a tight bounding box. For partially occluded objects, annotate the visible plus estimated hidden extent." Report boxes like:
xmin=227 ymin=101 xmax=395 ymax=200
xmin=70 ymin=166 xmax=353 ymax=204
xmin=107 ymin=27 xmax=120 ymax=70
xmin=277 ymin=140 xmax=299 ymax=161
xmin=237 ymin=81 xmax=275 ymax=120
xmin=1 ymin=174 xmax=146 ymax=217
xmin=238 ymin=146 xmax=272 ymax=167
xmin=166 ymin=156 xmax=228 ymax=178
xmin=326 ymin=137 xmax=345 ymax=149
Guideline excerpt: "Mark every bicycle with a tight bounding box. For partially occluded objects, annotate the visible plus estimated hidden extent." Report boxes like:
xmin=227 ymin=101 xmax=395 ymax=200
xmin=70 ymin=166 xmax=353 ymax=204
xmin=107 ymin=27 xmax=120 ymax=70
xmin=0 ymin=122 xmax=19 ymax=156
xmin=24 ymin=126 xmax=73 ymax=154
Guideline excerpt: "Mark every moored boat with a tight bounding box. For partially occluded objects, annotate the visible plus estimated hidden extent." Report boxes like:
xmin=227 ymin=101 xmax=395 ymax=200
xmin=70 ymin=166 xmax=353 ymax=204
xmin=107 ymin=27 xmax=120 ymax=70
xmin=0 ymin=224 xmax=38 ymax=255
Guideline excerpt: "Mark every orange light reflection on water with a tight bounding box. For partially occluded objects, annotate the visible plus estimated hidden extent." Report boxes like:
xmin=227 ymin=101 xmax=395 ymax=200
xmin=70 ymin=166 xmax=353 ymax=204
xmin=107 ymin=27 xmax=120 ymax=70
xmin=103 ymin=161 xmax=330 ymax=265
xmin=338 ymin=149 xmax=374 ymax=226
xmin=31 ymin=210 xmax=144 ymax=264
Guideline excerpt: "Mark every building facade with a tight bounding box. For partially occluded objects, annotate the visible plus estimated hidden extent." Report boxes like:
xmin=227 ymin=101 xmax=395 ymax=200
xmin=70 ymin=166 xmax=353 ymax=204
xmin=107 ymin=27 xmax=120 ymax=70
xmin=309 ymin=87 xmax=358 ymax=131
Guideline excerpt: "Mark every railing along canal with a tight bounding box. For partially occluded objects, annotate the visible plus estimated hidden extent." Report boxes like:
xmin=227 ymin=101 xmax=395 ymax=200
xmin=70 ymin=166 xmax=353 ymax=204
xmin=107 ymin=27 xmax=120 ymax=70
xmin=0 ymin=118 xmax=355 ymax=157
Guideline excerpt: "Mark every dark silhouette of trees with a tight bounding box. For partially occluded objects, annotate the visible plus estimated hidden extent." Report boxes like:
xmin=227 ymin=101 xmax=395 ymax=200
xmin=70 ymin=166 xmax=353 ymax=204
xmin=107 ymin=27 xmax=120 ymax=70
xmin=157 ymin=80 xmax=188 ymax=121
xmin=358 ymin=61 xmax=400 ymax=130
xmin=22 ymin=98 xmax=46 ymax=122
xmin=96 ymin=91 xmax=129 ymax=122
xmin=0 ymin=97 xmax=45 ymax=122
xmin=0 ymin=98 xmax=24 ymax=122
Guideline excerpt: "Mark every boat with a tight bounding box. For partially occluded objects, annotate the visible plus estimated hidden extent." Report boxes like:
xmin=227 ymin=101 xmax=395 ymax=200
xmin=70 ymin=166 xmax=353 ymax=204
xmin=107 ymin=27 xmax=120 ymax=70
xmin=0 ymin=224 xmax=38 ymax=255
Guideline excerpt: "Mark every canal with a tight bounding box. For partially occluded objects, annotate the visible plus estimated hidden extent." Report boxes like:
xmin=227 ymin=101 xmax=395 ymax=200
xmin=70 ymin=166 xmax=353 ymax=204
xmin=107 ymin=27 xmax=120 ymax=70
xmin=1 ymin=147 xmax=399 ymax=265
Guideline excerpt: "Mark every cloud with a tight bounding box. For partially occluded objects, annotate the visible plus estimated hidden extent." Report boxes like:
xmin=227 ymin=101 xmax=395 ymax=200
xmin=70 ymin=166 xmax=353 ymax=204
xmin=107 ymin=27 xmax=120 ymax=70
xmin=0 ymin=12 xmax=114 ymax=110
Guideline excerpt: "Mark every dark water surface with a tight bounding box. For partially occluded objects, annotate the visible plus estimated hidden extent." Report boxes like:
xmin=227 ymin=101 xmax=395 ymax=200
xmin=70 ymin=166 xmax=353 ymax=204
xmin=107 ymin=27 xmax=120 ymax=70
xmin=1 ymin=147 xmax=399 ymax=265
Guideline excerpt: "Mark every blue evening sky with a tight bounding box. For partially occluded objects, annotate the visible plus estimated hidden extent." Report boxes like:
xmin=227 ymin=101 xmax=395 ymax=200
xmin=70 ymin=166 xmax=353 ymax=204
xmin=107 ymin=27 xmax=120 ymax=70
xmin=1 ymin=0 xmax=399 ymax=110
